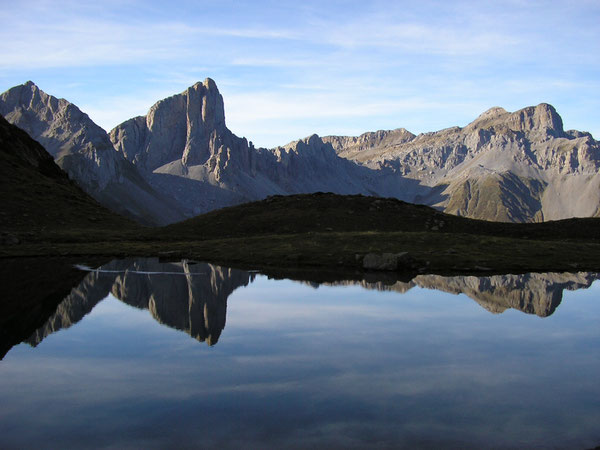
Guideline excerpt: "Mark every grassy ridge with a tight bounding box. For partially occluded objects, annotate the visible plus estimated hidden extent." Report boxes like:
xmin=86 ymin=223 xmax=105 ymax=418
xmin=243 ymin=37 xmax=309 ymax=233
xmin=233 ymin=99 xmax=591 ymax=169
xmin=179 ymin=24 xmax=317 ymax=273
xmin=157 ymin=192 xmax=600 ymax=242
xmin=3 ymin=192 xmax=600 ymax=275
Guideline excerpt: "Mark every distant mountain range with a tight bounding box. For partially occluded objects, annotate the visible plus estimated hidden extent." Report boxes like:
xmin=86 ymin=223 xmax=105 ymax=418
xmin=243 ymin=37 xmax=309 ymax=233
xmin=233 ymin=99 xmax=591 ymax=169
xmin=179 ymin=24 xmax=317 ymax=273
xmin=2 ymin=79 xmax=599 ymax=224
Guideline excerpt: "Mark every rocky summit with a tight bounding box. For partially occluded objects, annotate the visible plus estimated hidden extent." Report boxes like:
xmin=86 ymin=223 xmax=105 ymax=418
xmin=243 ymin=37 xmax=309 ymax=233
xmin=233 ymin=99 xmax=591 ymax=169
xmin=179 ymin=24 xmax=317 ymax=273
xmin=2 ymin=78 xmax=599 ymax=224
xmin=324 ymin=103 xmax=600 ymax=222
xmin=108 ymin=78 xmax=417 ymax=218
xmin=0 ymin=82 xmax=185 ymax=225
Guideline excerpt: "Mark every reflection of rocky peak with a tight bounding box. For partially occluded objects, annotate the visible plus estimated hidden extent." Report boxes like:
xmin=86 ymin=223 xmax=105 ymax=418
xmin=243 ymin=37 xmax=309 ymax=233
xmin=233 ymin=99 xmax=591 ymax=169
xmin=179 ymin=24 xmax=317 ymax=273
xmin=24 ymin=259 xmax=600 ymax=352
xmin=413 ymin=272 xmax=599 ymax=317
xmin=110 ymin=259 xmax=251 ymax=345
xmin=27 ymin=259 xmax=251 ymax=347
xmin=303 ymin=278 xmax=415 ymax=294
xmin=26 ymin=260 xmax=132 ymax=346
xmin=308 ymin=271 xmax=599 ymax=317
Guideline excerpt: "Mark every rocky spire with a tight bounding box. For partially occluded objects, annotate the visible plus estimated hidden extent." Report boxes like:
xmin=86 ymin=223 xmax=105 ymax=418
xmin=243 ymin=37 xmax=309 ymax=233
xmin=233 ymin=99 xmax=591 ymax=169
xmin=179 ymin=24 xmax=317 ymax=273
xmin=111 ymin=78 xmax=230 ymax=171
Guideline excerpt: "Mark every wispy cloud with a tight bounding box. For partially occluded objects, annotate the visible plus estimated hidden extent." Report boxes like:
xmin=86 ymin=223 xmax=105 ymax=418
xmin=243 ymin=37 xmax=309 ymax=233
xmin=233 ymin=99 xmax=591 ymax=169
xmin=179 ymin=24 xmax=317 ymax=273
xmin=1 ymin=0 xmax=598 ymax=145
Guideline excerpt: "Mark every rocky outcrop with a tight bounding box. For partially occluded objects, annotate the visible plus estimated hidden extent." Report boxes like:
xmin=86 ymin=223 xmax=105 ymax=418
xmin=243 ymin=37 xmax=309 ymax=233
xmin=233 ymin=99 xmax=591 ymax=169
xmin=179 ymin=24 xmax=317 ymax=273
xmin=326 ymin=103 xmax=600 ymax=222
xmin=0 ymin=82 xmax=186 ymax=225
xmin=362 ymin=252 xmax=416 ymax=271
xmin=109 ymin=79 xmax=418 ymax=217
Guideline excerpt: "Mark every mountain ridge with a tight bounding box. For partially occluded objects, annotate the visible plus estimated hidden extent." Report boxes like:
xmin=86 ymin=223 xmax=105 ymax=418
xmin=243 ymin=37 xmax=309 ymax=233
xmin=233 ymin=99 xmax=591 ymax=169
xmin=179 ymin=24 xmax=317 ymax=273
xmin=0 ymin=81 xmax=187 ymax=225
xmin=2 ymin=78 xmax=599 ymax=224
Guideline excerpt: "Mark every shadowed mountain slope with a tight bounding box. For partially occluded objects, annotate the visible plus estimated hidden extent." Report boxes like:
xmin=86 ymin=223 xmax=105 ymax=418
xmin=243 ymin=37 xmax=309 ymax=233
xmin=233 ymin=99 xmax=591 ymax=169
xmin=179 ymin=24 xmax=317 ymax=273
xmin=0 ymin=114 xmax=136 ymax=233
xmin=0 ymin=82 xmax=186 ymax=225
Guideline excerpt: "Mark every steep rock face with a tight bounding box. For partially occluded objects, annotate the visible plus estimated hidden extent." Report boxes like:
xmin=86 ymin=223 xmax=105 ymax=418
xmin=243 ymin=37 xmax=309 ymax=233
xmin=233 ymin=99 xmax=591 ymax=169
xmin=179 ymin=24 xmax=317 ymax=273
xmin=0 ymin=82 xmax=186 ymax=225
xmin=327 ymin=104 xmax=600 ymax=222
xmin=109 ymin=79 xmax=417 ymax=217
xmin=111 ymin=79 xmax=228 ymax=171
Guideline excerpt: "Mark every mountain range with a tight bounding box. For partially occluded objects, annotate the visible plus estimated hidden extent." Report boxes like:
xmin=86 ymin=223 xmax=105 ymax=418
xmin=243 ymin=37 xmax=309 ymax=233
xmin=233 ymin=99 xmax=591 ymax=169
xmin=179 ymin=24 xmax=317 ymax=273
xmin=2 ymin=79 xmax=599 ymax=225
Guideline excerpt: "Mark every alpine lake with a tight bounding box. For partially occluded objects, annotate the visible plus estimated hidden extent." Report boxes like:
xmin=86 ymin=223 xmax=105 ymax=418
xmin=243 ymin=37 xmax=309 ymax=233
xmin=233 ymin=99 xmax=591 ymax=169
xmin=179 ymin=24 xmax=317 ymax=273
xmin=1 ymin=258 xmax=599 ymax=449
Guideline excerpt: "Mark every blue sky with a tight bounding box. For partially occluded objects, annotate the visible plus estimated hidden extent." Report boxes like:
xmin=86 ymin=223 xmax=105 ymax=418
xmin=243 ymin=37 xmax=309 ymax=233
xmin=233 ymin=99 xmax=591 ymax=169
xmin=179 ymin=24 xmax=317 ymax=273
xmin=1 ymin=0 xmax=599 ymax=147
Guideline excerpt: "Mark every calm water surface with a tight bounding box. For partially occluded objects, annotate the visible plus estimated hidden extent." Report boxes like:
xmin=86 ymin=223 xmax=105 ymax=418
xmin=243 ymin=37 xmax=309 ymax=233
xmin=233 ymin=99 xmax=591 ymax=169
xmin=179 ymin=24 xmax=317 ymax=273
xmin=1 ymin=259 xmax=599 ymax=449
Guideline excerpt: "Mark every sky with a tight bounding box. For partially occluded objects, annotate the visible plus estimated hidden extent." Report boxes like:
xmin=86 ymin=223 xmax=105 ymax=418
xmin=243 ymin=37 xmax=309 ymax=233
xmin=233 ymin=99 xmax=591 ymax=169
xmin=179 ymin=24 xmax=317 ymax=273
xmin=1 ymin=0 xmax=599 ymax=148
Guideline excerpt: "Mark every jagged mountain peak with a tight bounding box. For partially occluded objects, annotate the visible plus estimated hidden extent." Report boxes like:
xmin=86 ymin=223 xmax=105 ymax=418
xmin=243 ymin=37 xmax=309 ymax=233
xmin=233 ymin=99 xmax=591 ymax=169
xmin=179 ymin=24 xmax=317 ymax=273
xmin=111 ymin=79 xmax=229 ymax=171
xmin=282 ymin=133 xmax=323 ymax=149
xmin=0 ymin=81 xmax=188 ymax=225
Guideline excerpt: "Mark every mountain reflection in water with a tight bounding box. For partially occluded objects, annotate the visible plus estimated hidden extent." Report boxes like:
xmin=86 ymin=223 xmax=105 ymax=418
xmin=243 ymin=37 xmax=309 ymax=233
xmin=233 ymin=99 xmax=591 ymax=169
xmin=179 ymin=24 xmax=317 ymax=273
xmin=27 ymin=259 xmax=253 ymax=348
xmin=25 ymin=258 xmax=600 ymax=349
xmin=3 ymin=258 xmax=600 ymax=449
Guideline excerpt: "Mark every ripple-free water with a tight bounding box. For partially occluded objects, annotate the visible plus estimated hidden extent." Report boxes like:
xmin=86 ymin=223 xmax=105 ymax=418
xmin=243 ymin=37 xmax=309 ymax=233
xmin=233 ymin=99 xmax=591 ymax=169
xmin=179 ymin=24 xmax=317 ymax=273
xmin=1 ymin=259 xmax=599 ymax=449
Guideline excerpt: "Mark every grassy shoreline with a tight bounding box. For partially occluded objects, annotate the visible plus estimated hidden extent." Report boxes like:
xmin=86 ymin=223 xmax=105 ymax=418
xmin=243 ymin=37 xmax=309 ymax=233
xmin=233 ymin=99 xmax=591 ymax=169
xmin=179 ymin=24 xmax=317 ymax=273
xmin=3 ymin=229 xmax=600 ymax=278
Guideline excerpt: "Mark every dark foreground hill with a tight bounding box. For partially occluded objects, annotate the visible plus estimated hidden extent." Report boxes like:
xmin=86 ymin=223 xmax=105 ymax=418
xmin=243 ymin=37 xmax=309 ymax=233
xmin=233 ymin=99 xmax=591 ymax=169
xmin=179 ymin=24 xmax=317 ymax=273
xmin=0 ymin=114 xmax=139 ymax=240
xmin=159 ymin=192 xmax=600 ymax=243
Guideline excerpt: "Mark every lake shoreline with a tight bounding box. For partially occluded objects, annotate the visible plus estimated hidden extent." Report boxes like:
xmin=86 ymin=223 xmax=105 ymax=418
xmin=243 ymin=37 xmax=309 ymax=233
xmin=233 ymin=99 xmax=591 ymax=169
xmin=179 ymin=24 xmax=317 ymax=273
xmin=2 ymin=229 xmax=600 ymax=279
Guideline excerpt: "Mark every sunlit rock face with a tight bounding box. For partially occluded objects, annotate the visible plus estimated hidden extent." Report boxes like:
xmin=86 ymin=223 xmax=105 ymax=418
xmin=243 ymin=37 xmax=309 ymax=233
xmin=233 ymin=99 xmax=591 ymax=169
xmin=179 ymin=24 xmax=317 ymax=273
xmin=108 ymin=79 xmax=420 ymax=218
xmin=4 ymin=78 xmax=599 ymax=224
xmin=324 ymin=103 xmax=600 ymax=222
xmin=0 ymin=82 xmax=185 ymax=225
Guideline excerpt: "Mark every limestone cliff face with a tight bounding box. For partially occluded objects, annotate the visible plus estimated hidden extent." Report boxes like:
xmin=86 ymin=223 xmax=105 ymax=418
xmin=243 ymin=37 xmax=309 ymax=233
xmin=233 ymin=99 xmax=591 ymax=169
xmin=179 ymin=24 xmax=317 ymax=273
xmin=109 ymin=80 xmax=416 ymax=217
xmin=325 ymin=103 xmax=600 ymax=222
xmin=0 ymin=82 xmax=186 ymax=225
xmin=110 ymin=79 xmax=229 ymax=172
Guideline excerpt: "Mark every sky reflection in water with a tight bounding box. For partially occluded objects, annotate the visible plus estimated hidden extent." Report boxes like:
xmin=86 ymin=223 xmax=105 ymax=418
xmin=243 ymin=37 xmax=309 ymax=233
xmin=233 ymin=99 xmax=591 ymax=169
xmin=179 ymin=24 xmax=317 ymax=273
xmin=1 ymin=266 xmax=599 ymax=449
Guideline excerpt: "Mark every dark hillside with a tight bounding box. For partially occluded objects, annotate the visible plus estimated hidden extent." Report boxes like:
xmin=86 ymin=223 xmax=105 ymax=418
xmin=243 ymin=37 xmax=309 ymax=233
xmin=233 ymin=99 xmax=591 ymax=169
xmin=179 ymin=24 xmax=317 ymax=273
xmin=158 ymin=192 xmax=600 ymax=242
xmin=0 ymin=115 xmax=138 ymax=239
